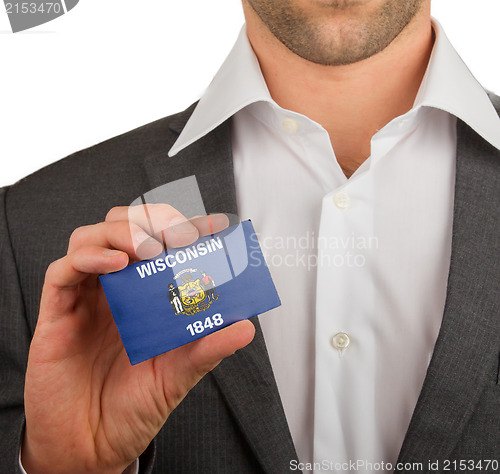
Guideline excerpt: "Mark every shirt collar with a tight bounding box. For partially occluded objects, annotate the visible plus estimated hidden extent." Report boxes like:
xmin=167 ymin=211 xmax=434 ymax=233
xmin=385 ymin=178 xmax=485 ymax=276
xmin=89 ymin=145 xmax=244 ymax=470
xmin=169 ymin=20 xmax=500 ymax=157
xmin=414 ymin=19 xmax=500 ymax=150
xmin=169 ymin=26 xmax=272 ymax=157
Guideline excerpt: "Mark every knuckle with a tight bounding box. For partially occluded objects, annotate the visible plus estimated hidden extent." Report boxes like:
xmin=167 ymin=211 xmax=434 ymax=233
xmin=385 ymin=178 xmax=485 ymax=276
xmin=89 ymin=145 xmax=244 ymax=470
xmin=114 ymin=221 xmax=134 ymax=245
xmin=44 ymin=259 xmax=61 ymax=282
xmin=126 ymin=221 xmax=141 ymax=235
xmin=157 ymin=203 xmax=176 ymax=211
xmin=145 ymin=203 xmax=177 ymax=215
xmin=105 ymin=206 xmax=123 ymax=222
xmin=68 ymin=223 xmax=103 ymax=252
xmin=68 ymin=226 xmax=86 ymax=247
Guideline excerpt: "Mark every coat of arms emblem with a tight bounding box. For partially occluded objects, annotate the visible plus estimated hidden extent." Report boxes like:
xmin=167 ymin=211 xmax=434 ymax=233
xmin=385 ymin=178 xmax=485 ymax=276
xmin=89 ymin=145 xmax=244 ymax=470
xmin=168 ymin=269 xmax=218 ymax=316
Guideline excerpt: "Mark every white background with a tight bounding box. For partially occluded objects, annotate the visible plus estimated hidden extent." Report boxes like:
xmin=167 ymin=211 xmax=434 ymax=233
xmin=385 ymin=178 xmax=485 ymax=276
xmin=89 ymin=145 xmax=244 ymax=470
xmin=1 ymin=0 xmax=499 ymax=187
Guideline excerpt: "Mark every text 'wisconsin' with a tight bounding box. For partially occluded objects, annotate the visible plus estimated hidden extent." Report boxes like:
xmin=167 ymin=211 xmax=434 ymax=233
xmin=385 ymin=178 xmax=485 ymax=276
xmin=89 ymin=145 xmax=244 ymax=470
xmin=136 ymin=237 xmax=224 ymax=279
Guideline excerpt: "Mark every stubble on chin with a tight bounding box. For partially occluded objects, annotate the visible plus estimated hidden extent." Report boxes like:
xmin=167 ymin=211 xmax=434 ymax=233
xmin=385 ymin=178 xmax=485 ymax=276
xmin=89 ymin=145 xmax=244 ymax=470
xmin=245 ymin=0 xmax=425 ymax=66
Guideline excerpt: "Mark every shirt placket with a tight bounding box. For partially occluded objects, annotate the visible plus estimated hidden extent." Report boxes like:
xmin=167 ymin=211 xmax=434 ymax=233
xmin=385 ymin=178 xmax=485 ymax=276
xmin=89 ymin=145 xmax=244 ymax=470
xmin=313 ymin=170 xmax=377 ymax=471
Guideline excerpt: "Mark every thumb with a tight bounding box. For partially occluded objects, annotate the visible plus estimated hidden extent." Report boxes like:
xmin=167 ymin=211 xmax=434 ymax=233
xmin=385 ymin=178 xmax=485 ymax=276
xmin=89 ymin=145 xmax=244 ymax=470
xmin=186 ymin=319 xmax=256 ymax=373
xmin=152 ymin=319 xmax=256 ymax=408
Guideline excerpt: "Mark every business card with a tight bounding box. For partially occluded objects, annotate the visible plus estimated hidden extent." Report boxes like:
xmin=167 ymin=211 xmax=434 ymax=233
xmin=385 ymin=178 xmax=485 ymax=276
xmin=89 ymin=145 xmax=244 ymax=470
xmin=100 ymin=220 xmax=281 ymax=365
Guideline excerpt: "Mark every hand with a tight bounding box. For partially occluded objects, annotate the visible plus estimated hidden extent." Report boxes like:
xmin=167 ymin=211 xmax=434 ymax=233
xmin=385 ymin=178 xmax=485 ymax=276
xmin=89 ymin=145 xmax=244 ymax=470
xmin=22 ymin=205 xmax=255 ymax=474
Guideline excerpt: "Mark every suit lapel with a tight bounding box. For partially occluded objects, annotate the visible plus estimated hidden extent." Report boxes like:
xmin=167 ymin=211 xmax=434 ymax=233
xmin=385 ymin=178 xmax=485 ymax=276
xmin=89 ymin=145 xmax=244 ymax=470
xmin=143 ymin=104 xmax=238 ymax=219
xmin=211 ymin=322 xmax=299 ymax=473
xmin=142 ymin=109 xmax=298 ymax=472
xmin=396 ymin=119 xmax=500 ymax=467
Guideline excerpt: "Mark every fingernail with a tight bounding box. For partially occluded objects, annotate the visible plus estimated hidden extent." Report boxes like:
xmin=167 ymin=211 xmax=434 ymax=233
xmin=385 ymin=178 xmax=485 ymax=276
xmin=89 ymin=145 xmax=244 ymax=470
xmin=103 ymin=249 xmax=123 ymax=257
xmin=170 ymin=217 xmax=197 ymax=234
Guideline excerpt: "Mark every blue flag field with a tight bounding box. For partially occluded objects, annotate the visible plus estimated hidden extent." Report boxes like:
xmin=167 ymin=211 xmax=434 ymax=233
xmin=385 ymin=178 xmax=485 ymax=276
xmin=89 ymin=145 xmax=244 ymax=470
xmin=100 ymin=220 xmax=281 ymax=365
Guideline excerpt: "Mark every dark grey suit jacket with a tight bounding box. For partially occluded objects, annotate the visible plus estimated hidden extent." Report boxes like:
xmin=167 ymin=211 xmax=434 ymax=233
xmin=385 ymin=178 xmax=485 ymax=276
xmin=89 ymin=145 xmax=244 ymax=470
xmin=0 ymin=97 xmax=499 ymax=473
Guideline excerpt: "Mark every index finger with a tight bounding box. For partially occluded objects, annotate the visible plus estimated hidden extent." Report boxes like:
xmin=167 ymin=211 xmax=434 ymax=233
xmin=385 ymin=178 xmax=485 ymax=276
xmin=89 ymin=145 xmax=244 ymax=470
xmin=106 ymin=205 xmax=230 ymax=248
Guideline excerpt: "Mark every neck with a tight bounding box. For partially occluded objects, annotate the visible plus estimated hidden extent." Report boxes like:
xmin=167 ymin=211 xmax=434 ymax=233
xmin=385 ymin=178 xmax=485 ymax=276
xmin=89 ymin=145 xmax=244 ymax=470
xmin=244 ymin=3 xmax=434 ymax=177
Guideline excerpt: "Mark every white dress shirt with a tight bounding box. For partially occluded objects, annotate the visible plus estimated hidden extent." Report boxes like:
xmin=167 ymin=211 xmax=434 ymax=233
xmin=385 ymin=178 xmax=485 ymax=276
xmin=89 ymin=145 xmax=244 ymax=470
xmin=169 ymin=19 xmax=500 ymax=473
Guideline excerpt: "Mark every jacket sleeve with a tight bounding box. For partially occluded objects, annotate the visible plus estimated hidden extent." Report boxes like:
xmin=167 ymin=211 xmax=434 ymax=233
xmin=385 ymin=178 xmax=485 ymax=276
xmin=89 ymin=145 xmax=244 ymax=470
xmin=0 ymin=186 xmax=31 ymax=474
xmin=0 ymin=186 xmax=158 ymax=473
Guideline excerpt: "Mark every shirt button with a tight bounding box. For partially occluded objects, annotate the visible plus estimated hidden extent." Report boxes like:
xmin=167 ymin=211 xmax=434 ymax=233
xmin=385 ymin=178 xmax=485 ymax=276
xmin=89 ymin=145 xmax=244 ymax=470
xmin=331 ymin=332 xmax=350 ymax=350
xmin=282 ymin=118 xmax=299 ymax=133
xmin=333 ymin=192 xmax=350 ymax=209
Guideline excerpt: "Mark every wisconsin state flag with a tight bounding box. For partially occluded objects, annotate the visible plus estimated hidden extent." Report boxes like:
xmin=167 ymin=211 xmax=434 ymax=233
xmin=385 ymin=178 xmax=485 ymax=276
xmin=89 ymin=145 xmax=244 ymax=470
xmin=100 ymin=220 xmax=281 ymax=365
